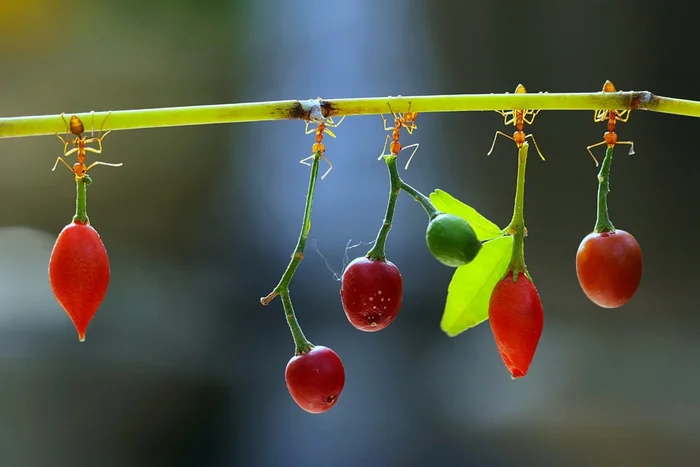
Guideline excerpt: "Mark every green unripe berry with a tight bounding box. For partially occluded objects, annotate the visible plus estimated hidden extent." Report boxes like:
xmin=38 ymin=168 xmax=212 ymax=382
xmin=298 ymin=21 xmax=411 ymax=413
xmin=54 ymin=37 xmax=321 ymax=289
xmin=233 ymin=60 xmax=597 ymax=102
xmin=426 ymin=213 xmax=482 ymax=267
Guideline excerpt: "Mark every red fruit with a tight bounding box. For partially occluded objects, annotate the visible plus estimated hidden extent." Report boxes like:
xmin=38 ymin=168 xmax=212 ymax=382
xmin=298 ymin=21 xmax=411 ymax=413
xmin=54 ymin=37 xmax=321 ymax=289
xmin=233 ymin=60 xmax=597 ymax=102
xmin=488 ymin=271 xmax=544 ymax=379
xmin=48 ymin=220 xmax=110 ymax=342
xmin=576 ymin=229 xmax=643 ymax=308
xmin=340 ymin=256 xmax=403 ymax=332
xmin=285 ymin=346 xmax=345 ymax=414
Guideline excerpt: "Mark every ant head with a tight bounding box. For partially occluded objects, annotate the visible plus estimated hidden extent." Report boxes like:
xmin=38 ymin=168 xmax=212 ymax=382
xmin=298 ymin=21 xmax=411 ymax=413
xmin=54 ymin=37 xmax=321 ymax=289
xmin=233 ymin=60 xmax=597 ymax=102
xmin=602 ymin=80 xmax=616 ymax=93
xmin=73 ymin=162 xmax=86 ymax=176
xmin=514 ymin=84 xmax=527 ymax=94
xmin=404 ymin=111 xmax=418 ymax=122
xmin=69 ymin=115 xmax=85 ymax=136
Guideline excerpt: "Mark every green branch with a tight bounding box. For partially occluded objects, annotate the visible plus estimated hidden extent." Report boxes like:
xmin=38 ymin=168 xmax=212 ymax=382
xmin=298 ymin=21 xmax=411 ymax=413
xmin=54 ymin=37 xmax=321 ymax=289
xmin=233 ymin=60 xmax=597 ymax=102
xmin=260 ymin=150 xmax=321 ymax=307
xmin=1 ymin=90 xmax=699 ymax=139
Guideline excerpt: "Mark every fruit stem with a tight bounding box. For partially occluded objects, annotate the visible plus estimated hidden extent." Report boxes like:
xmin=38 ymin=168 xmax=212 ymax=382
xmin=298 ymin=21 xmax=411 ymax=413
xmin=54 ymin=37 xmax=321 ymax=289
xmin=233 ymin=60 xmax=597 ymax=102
xmin=73 ymin=175 xmax=92 ymax=224
xmin=396 ymin=175 xmax=440 ymax=220
xmin=366 ymin=155 xmax=401 ymax=261
xmin=260 ymin=151 xmax=321 ymax=306
xmin=279 ymin=289 xmax=314 ymax=355
xmin=503 ymin=143 xmax=530 ymax=279
xmin=593 ymin=147 xmax=616 ymax=233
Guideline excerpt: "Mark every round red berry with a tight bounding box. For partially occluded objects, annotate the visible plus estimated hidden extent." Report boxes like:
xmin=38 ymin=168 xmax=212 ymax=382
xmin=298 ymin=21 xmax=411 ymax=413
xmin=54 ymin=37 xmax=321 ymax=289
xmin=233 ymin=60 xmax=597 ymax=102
xmin=49 ymin=221 xmax=110 ymax=341
xmin=340 ymin=256 xmax=403 ymax=332
xmin=285 ymin=346 xmax=345 ymax=414
xmin=576 ymin=229 xmax=643 ymax=308
xmin=489 ymin=271 xmax=544 ymax=379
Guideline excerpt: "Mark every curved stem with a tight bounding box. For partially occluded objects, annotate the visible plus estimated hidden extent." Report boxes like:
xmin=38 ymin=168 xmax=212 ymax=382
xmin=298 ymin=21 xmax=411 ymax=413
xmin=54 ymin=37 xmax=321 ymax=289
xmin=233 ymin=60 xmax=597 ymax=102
xmin=280 ymin=290 xmax=313 ymax=355
xmin=366 ymin=155 xmax=401 ymax=261
xmin=397 ymin=179 xmax=440 ymax=219
xmin=260 ymin=151 xmax=321 ymax=306
xmin=503 ymin=143 xmax=530 ymax=279
xmin=593 ymin=147 xmax=616 ymax=233
xmin=72 ymin=175 xmax=91 ymax=224
xmin=0 ymin=90 xmax=696 ymax=139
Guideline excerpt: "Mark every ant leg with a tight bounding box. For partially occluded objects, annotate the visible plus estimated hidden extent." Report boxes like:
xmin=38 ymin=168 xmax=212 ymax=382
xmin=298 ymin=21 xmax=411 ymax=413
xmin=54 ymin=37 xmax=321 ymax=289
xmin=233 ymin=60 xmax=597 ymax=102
xmin=378 ymin=134 xmax=392 ymax=160
xmin=85 ymin=161 xmax=124 ymax=172
xmin=98 ymin=111 xmax=113 ymax=134
xmin=615 ymin=110 xmax=631 ymax=123
xmin=523 ymin=109 xmax=541 ymax=125
xmin=387 ymin=103 xmax=404 ymax=123
xmin=323 ymin=127 xmax=338 ymax=139
xmin=83 ymin=131 xmax=112 ymax=154
xmin=616 ymin=141 xmax=635 ymax=155
xmin=320 ymin=156 xmax=333 ymax=180
xmin=487 ymin=131 xmax=515 ymax=156
xmin=300 ymin=153 xmax=314 ymax=166
xmin=55 ymin=134 xmax=72 ymax=157
xmin=304 ymin=121 xmax=314 ymax=134
xmin=402 ymin=143 xmax=420 ymax=170
xmin=585 ymin=141 xmax=606 ymax=166
xmin=324 ymin=115 xmax=346 ymax=128
xmin=403 ymin=121 xmax=418 ymax=135
xmin=525 ymin=134 xmax=546 ymax=161
xmin=60 ymin=113 xmax=70 ymax=135
xmin=63 ymin=147 xmax=80 ymax=157
xmin=593 ymin=109 xmax=609 ymax=122
xmin=52 ymin=157 xmax=73 ymax=173
xmin=497 ymin=110 xmax=515 ymax=126
xmin=380 ymin=114 xmax=393 ymax=131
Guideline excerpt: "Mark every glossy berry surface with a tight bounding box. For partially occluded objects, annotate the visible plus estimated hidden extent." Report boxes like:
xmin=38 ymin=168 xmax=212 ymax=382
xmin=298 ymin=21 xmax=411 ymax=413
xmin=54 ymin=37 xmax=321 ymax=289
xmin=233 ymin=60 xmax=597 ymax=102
xmin=340 ymin=256 xmax=403 ymax=332
xmin=285 ymin=346 xmax=345 ymax=414
xmin=48 ymin=221 xmax=110 ymax=341
xmin=425 ymin=213 xmax=481 ymax=267
xmin=489 ymin=271 xmax=544 ymax=379
xmin=576 ymin=229 xmax=643 ymax=308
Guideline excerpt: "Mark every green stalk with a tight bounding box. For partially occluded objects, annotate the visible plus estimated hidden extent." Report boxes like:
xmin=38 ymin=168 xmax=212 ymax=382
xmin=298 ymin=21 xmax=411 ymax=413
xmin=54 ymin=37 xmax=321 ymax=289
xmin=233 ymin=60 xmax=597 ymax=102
xmin=502 ymin=143 xmax=530 ymax=280
xmin=2 ymin=89 xmax=696 ymax=140
xmin=593 ymin=147 xmax=616 ymax=233
xmin=280 ymin=290 xmax=313 ymax=355
xmin=72 ymin=175 xmax=92 ymax=224
xmin=260 ymin=151 xmax=321 ymax=353
xmin=397 ymin=178 xmax=440 ymax=220
xmin=366 ymin=155 xmax=402 ymax=261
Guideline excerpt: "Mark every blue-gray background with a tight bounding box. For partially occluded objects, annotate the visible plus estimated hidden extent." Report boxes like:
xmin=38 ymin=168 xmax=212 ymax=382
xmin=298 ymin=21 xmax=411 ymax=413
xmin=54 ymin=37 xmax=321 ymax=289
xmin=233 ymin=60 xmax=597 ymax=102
xmin=0 ymin=1 xmax=697 ymax=466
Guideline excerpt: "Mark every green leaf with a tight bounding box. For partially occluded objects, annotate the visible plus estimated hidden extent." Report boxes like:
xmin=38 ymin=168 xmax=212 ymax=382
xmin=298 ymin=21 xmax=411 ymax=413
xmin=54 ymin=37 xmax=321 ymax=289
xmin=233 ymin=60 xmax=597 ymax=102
xmin=430 ymin=189 xmax=502 ymax=240
xmin=440 ymin=235 xmax=513 ymax=337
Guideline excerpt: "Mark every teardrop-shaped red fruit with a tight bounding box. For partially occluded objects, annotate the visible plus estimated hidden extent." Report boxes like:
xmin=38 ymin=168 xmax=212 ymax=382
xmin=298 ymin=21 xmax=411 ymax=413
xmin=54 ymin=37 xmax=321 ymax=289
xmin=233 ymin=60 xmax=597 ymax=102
xmin=488 ymin=271 xmax=544 ymax=379
xmin=48 ymin=221 xmax=110 ymax=342
xmin=340 ymin=256 xmax=403 ymax=332
xmin=285 ymin=346 xmax=345 ymax=414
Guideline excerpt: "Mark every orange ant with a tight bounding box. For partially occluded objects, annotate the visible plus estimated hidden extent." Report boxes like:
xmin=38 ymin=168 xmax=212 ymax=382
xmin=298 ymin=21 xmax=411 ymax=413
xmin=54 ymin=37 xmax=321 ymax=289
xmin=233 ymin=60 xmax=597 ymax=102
xmin=487 ymin=84 xmax=546 ymax=160
xmin=300 ymin=115 xmax=346 ymax=180
xmin=586 ymin=80 xmax=635 ymax=166
xmin=379 ymin=103 xmax=419 ymax=169
xmin=53 ymin=112 xmax=122 ymax=179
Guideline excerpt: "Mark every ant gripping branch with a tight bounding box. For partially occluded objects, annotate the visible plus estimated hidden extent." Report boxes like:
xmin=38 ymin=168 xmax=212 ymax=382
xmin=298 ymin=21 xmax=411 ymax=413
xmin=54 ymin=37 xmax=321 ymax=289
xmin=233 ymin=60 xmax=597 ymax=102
xmin=53 ymin=112 xmax=122 ymax=179
xmin=300 ymin=115 xmax=345 ymax=180
xmin=379 ymin=103 xmax=419 ymax=169
xmin=487 ymin=84 xmax=546 ymax=161
xmin=586 ymin=80 xmax=635 ymax=166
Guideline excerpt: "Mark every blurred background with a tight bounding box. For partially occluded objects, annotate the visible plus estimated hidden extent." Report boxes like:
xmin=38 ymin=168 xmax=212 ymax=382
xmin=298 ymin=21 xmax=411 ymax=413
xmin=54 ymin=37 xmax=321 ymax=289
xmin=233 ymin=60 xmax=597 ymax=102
xmin=0 ymin=0 xmax=697 ymax=465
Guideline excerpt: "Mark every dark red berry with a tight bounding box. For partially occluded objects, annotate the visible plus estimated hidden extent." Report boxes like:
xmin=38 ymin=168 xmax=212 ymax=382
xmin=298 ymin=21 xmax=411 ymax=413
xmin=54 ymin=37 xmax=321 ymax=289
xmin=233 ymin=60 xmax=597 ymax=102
xmin=340 ymin=256 xmax=403 ymax=332
xmin=49 ymin=220 xmax=110 ymax=342
xmin=489 ymin=271 xmax=544 ymax=379
xmin=285 ymin=346 xmax=345 ymax=414
xmin=576 ymin=229 xmax=643 ymax=308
